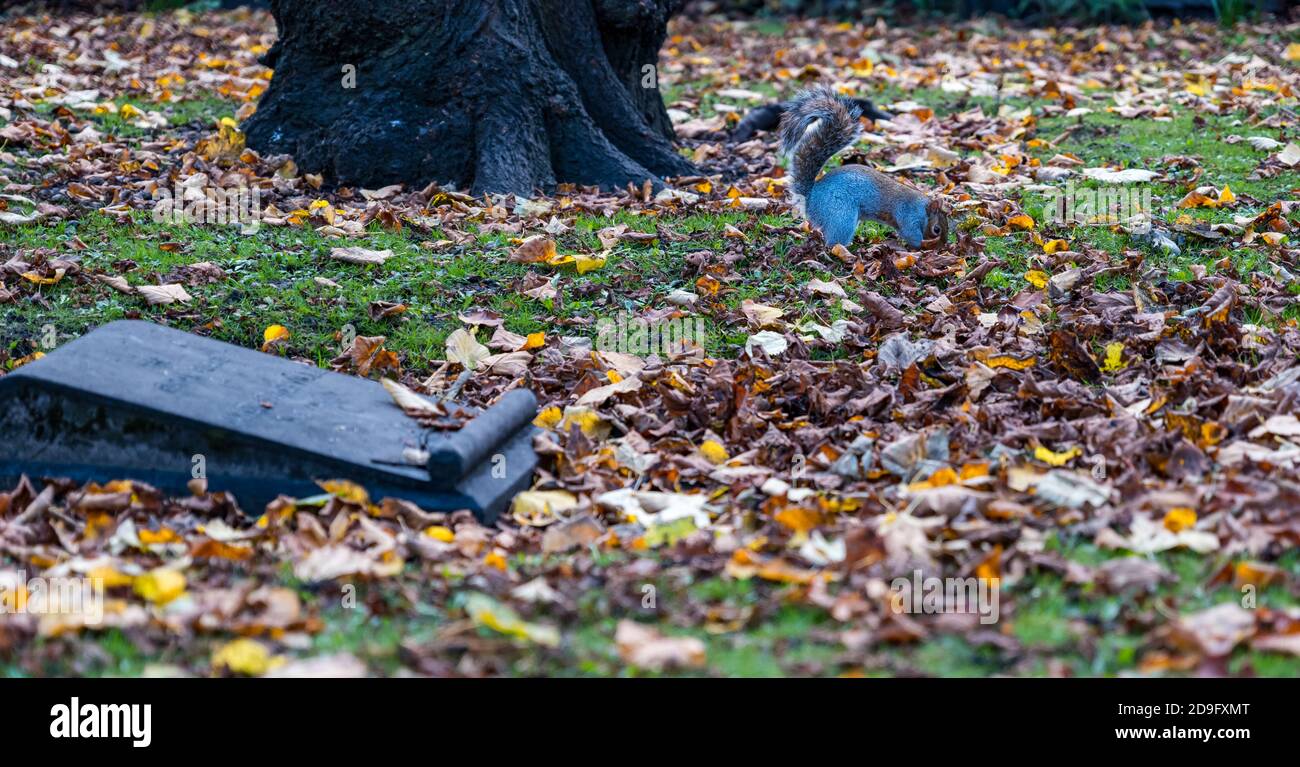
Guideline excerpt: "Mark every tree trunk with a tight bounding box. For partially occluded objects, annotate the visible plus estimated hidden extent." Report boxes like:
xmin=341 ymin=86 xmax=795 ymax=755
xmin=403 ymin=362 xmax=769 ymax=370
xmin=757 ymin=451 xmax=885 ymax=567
xmin=243 ymin=0 xmax=695 ymax=197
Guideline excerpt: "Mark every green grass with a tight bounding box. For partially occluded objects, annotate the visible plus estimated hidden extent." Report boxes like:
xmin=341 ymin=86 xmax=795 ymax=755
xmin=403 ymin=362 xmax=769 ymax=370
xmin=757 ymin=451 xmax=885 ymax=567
xmin=3 ymin=66 xmax=1299 ymax=675
xmin=290 ymin=541 xmax=1300 ymax=678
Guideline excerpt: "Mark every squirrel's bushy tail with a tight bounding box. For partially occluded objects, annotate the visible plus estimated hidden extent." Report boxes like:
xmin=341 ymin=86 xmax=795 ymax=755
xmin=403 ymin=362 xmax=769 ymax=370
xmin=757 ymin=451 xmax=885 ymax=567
xmin=779 ymin=86 xmax=862 ymax=204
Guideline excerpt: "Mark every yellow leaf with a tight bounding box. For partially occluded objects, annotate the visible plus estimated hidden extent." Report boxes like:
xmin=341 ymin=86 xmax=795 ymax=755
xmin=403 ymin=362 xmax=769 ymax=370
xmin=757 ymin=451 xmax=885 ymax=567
xmin=212 ymin=638 xmax=282 ymax=676
xmin=1007 ymin=214 xmax=1035 ymax=230
xmin=9 ymin=351 xmax=44 ymax=370
xmin=1163 ymin=507 xmax=1197 ymax=533
xmin=1286 ymin=43 xmax=1300 ymax=62
xmin=138 ymin=527 xmax=182 ymax=545
xmin=695 ymin=180 xmax=713 ymax=193
xmin=559 ymin=406 xmax=610 ymax=439
xmin=465 ymin=593 xmax=559 ymax=646
xmin=695 ymin=275 xmax=721 ymax=296
xmin=1100 ymin=341 xmax=1127 ymax=372
xmin=317 ymin=479 xmax=370 ymax=505
xmin=118 ymin=103 xmax=144 ymax=119
xmin=643 ymin=517 xmax=700 ymax=548
xmin=908 ymin=466 xmax=959 ymax=491
xmin=1042 ymin=239 xmax=1069 ymax=254
xmin=1024 ymin=270 xmax=1049 ymax=288
xmin=699 ymin=439 xmax=729 ymax=465
xmin=87 ymin=566 xmax=134 ymax=588
xmin=511 ymin=490 xmax=578 ymax=526
xmin=522 ymin=332 xmax=545 ymax=350
xmin=975 ymin=546 xmax=1002 ymax=581
xmin=1178 ymin=190 xmax=1218 ymax=209
xmin=483 ymin=550 xmax=508 ymax=570
xmin=308 ymin=198 xmax=335 ymax=224
xmin=0 ymin=584 xmax=26 ymax=612
xmin=774 ymin=506 xmax=821 ymax=536
xmin=133 ymin=568 xmax=186 ymax=605
xmin=983 ymin=354 xmax=1036 ymax=370
xmin=1034 ymin=445 xmax=1082 ymax=467
xmin=21 ymin=270 xmax=65 ymax=285
xmin=1233 ymin=561 xmax=1277 ymax=588
xmin=752 ymin=558 xmax=824 ymax=585
xmin=424 ymin=525 xmax=454 ymax=542
xmin=1218 ymin=185 xmax=1235 ymax=205
xmin=261 ymin=324 xmax=289 ymax=352
xmin=573 ymin=254 xmax=606 ymax=274
xmin=89 ymin=480 xmax=134 ymax=495
xmin=533 ymin=406 xmax=563 ymax=429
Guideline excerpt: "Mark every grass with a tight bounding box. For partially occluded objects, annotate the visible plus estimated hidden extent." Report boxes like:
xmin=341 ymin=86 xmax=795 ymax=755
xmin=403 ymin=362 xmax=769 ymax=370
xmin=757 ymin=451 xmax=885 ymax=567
xmin=8 ymin=545 xmax=1292 ymax=677
xmin=3 ymin=41 xmax=1299 ymax=674
xmin=273 ymin=540 xmax=1300 ymax=678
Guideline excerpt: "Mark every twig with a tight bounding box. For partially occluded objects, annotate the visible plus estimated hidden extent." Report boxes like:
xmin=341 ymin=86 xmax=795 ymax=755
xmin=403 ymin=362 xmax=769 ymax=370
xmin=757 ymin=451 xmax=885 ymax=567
xmin=11 ymin=485 xmax=54 ymax=527
xmin=1049 ymin=127 xmax=1077 ymax=147
xmin=440 ymin=368 xmax=472 ymax=403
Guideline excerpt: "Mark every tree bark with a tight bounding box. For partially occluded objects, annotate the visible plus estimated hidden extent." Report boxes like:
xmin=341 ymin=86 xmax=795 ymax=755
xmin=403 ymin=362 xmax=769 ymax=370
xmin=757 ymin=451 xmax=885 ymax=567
xmin=243 ymin=0 xmax=694 ymax=197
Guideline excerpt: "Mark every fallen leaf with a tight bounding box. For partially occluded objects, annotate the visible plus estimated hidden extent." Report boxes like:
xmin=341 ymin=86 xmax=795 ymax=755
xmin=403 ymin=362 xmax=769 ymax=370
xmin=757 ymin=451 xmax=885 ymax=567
xmin=381 ymin=377 xmax=443 ymax=417
xmin=133 ymin=567 xmax=186 ymax=605
xmin=445 ymin=328 xmax=490 ymax=371
xmin=745 ymin=330 xmax=787 ymax=356
xmin=329 ymin=246 xmax=394 ymax=265
xmin=212 ymin=638 xmax=283 ymax=676
xmin=699 ymin=439 xmax=729 ymax=465
xmin=464 ymin=593 xmax=560 ymax=646
xmin=510 ymin=235 xmax=556 ymax=263
xmin=261 ymin=324 xmax=289 ymax=352
xmin=615 ymin=620 xmax=706 ymax=671
xmin=136 ymin=284 xmax=192 ymax=305
xmin=511 ymin=490 xmax=578 ymax=526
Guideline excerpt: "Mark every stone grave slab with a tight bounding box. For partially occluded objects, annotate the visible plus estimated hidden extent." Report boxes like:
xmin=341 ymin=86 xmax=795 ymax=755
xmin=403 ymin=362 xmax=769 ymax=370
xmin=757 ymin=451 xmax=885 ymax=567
xmin=0 ymin=320 xmax=538 ymax=521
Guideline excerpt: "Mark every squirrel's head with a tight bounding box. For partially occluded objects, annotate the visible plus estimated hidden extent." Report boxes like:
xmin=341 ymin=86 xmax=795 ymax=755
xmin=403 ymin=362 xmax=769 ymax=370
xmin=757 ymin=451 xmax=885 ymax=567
xmin=921 ymin=198 xmax=950 ymax=249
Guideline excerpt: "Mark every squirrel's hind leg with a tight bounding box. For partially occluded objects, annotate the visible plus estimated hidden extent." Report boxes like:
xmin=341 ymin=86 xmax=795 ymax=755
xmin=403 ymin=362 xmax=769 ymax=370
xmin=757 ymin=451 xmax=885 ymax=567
xmin=806 ymin=179 xmax=861 ymax=247
xmin=814 ymin=208 xmax=859 ymax=248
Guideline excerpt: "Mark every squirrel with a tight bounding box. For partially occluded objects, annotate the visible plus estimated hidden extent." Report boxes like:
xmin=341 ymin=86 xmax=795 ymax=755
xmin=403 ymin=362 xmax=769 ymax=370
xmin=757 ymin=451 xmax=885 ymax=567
xmin=730 ymin=96 xmax=891 ymax=143
xmin=779 ymin=86 xmax=948 ymax=250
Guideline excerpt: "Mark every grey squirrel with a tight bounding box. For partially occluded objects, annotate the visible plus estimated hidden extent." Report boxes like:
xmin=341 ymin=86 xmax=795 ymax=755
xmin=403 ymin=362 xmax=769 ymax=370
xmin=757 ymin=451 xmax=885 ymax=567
xmin=731 ymin=97 xmax=891 ymax=143
xmin=779 ymin=87 xmax=948 ymax=250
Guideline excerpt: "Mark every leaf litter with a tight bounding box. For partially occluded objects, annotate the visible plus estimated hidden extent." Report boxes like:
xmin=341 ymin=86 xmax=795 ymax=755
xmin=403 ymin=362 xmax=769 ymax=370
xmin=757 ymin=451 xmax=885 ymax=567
xmin=0 ymin=8 xmax=1298 ymax=677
